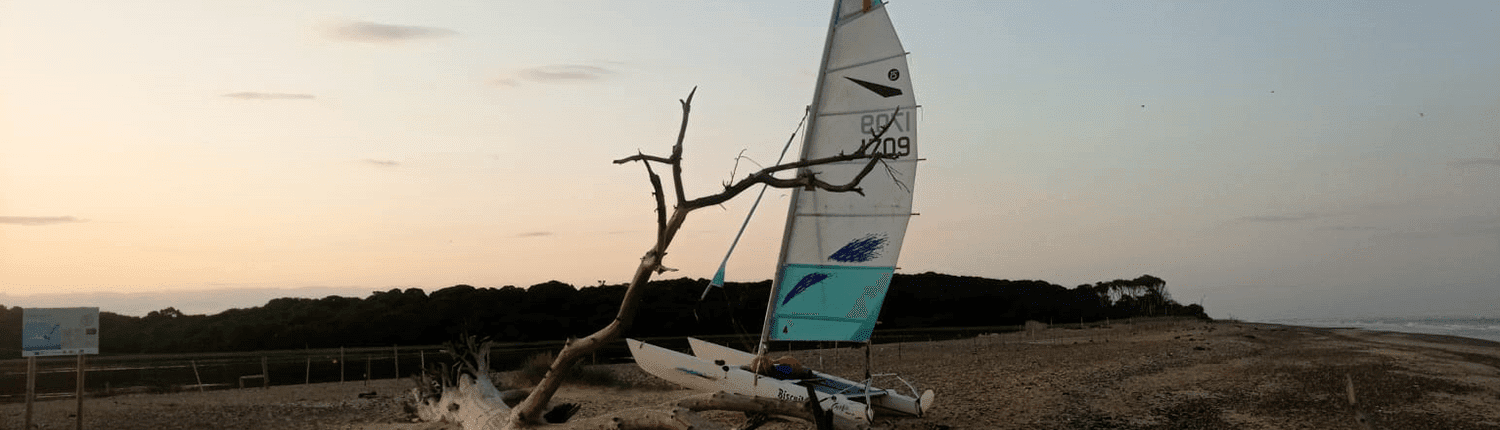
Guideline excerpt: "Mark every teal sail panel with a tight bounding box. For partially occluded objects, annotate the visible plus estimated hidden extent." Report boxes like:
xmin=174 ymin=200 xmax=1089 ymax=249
xmin=769 ymin=264 xmax=893 ymax=342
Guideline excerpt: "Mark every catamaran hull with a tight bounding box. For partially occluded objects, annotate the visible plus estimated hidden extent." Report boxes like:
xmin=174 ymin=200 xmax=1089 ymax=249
xmin=686 ymin=338 xmax=933 ymax=417
xmin=627 ymin=338 xmax=932 ymax=424
xmin=628 ymin=339 xmax=873 ymax=423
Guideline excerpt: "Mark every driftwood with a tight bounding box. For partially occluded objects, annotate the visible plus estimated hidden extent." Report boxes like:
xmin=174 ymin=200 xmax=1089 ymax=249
xmin=410 ymin=88 xmax=900 ymax=430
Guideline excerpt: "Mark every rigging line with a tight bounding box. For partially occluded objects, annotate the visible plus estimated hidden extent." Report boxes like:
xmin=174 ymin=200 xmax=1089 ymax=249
xmin=698 ymin=107 xmax=810 ymax=301
xmin=689 ymin=279 xmax=762 ymax=352
xmin=719 ymin=283 xmax=759 ymax=353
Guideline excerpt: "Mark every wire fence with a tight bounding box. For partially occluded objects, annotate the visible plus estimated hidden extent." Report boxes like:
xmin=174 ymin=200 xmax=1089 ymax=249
xmin=0 ymin=345 xmax=465 ymax=403
xmin=0 ymin=322 xmax=1173 ymax=403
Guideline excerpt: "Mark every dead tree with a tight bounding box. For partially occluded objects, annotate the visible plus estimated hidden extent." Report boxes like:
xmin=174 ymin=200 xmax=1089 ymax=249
xmin=411 ymin=88 xmax=903 ymax=430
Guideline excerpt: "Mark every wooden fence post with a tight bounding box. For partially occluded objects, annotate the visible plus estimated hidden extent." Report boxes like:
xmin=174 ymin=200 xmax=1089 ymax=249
xmin=305 ymin=357 xmax=311 ymax=385
xmin=76 ymin=352 xmax=85 ymax=430
xmin=394 ymin=344 xmax=400 ymax=378
xmin=25 ymin=356 xmax=36 ymax=430
xmin=340 ymin=347 xmax=345 ymax=385
xmin=191 ymin=360 xmax=204 ymax=393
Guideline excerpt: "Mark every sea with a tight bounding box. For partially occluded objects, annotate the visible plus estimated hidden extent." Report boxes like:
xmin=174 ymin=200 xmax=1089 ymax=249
xmin=1264 ymin=316 xmax=1500 ymax=344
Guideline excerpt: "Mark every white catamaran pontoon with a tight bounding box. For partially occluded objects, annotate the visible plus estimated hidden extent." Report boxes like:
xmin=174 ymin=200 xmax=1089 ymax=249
xmin=628 ymin=0 xmax=930 ymax=424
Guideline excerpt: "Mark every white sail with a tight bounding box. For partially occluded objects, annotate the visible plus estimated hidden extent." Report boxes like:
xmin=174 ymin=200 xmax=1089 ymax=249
xmin=763 ymin=0 xmax=917 ymax=343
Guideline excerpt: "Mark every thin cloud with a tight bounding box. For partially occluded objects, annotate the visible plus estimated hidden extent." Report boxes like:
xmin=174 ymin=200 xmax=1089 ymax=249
xmin=222 ymin=92 xmax=316 ymax=100
xmin=361 ymin=158 xmax=400 ymax=167
xmin=1448 ymin=215 xmax=1500 ymax=237
xmin=496 ymin=64 xmax=615 ymax=87
xmin=1316 ymin=225 xmax=1381 ymax=232
xmin=515 ymin=231 xmax=554 ymax=238
xmin=326 ymin=21 xmax=458 ymax=43
xmin=1239 ymin=213 xmax=1322 ymax=223
xmin=1450 ymin=157 xmax=1500 ymax=167
xmin=522 ymin=65 xmax=611 ymax=81
xmin=0 ymin=216 xmax=84 ymax=226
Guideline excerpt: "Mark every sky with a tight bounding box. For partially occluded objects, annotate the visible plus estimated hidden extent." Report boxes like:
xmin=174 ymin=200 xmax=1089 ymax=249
xmin=3 ymin=0 xmax=1498 ymax=321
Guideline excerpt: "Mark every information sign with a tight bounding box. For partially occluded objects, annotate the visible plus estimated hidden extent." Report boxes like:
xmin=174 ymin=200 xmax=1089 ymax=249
xmin=21 ymin=307 xmax=99 ymax=356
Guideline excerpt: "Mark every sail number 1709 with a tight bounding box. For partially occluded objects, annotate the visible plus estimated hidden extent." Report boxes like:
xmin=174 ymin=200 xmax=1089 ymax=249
xmin=859 ymin=112 xmax=912 ymax=157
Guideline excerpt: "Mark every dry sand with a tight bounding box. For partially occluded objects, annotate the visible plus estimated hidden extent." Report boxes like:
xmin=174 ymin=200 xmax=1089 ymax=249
xmin=5 ymin=320 xmax=1499 ymax=429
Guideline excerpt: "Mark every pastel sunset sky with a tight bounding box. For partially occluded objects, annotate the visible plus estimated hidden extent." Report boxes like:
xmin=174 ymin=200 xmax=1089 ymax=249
xmin=3 ymin=0 xmax=1497 ymax=320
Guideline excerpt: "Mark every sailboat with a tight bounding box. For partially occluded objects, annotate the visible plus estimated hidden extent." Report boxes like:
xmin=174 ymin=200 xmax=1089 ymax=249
xmin=627 ymin=0 xmax=930 ymax=424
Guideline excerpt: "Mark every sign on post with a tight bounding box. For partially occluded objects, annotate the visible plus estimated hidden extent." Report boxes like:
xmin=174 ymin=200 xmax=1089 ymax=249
xmin=22 ymin=307 xmax=101 ymax=430
xmin=23 ymin=307 xmax=100 ymax=356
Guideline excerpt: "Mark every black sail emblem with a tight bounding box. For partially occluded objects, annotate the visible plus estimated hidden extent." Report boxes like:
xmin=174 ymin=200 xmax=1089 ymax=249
xmin=844 ymin=77 xmax=903 ymax=98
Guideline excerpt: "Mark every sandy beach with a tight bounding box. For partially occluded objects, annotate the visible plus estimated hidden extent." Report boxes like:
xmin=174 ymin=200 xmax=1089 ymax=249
xmin=6 ymin=319 xmax=1499 ymax=429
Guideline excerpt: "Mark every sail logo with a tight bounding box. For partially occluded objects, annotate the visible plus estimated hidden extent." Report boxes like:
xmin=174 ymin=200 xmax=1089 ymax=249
xmin=783 ymin=272 xmax=831 ymax=305
xmin=845 ymin=77 xmax=903 ymax=98
xmin=828 ymin=234 xmax=887 ymax=263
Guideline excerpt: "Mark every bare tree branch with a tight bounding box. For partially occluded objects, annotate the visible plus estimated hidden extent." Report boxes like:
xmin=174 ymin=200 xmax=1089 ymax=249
xmin=670 ymin=87 xmax=696 ymax=206
xmin=643 ymin=159 xmax=668 ymax=257
xmin=618 ymin=105 xmax=904 ymax=213
xmin=685 ymin=153 xmax=884 ymax=209
xmin=865 ymin=109 xmax=911 ymax=193
xmin=881 ymin=159 xmax=911 ymax=194
xmin=726 ymin=149 xmax=758 ymax=188
xmin=614 ymin=154 xmax=673 ymax=165
xmin=681 ymin=108 xmax=903 ymax=209
xmin=725 ymin=107 xmax=810 ymax=189
xmin=850 ymin=106 xmax=902 ymax=156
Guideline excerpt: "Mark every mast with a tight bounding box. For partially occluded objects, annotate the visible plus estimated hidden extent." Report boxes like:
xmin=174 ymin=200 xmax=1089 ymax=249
xmin=757 ymin=0 xmax=843 ymax=356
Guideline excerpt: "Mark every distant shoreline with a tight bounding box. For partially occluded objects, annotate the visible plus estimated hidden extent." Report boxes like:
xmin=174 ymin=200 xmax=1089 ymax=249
xmin=1259 ymin=316 xmax=1500 ymax=344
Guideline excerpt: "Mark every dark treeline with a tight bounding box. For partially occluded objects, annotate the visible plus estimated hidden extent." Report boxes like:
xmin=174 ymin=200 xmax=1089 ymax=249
xmin=1 ymin=273 xmax=1204 ymax=357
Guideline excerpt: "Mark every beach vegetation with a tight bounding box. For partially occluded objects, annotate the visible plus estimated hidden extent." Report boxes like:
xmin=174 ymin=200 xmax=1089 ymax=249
xmin=0 ymin=272 xmax=1206 ymax=360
